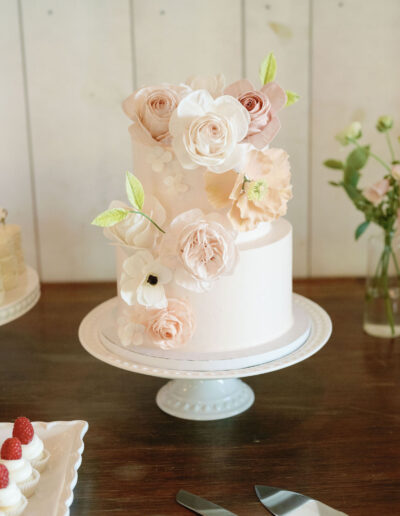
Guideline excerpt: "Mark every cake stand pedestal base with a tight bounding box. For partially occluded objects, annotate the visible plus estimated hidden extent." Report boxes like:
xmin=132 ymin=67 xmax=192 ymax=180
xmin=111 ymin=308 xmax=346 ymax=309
xmin=156 ymin=378 xmax=254 ymax=421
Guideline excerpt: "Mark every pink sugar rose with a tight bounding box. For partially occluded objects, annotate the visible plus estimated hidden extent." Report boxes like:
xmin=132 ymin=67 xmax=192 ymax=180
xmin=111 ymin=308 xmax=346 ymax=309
xmin=224 ymin=79 xmax=287 ymax=149
xmin=363 ymin=179 xmax=390 ymax=206
xmin=144 ymin=298 xmax=195 ymax=350
xmin=123 ymin=84 xmax=190 ymax=146
xmin=160 ymin=209 xmax=238 ymax=293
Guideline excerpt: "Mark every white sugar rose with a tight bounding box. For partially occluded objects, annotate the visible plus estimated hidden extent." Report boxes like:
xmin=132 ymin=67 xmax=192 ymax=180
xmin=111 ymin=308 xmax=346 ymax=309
xmin=104 ymin=196 xmax=166 ymax=249
xmin=160 ymin=209 xmax=238 ymax=293
xmin=169 ymin=90 xmax=250 ymax=173
xmin=123 ymin=84 xmax=190 ymax=146
xmin=185 ymin=73 xmax=225 ymax=98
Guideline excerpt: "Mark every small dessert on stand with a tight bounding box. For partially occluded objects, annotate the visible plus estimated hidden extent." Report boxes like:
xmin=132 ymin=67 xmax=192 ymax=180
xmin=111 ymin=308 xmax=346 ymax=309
xmin=79 ymin=55 xmax=332 ymax=420
xmin=0 ymin=209 xmax=40 ymax=326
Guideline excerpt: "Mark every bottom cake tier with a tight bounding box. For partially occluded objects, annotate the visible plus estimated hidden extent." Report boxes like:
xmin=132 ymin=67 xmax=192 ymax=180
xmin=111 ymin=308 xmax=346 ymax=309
xmin=114 ymin=218 xmax=293 ymax=355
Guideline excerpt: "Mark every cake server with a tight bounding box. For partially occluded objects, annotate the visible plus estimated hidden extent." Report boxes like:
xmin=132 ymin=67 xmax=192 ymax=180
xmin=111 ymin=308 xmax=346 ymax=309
xmin=176 ymin=489 xmax=237 ymax=515
xmin=255 ymin=485 xmax=348 ymax=516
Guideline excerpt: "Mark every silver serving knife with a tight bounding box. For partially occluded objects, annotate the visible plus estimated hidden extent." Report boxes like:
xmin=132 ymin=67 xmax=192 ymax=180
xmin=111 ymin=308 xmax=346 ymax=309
xmin=255 ymin=486 xmax=348 ymax=516
xmin=176 ymin=489 xmax=237 ymax=516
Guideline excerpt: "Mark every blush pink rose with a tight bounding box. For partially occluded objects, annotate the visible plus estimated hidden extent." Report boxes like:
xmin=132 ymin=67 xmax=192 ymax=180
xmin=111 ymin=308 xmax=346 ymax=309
xmin=224 ymin=79 xmax=287 ymax=149
xmin=363 ymin=179 xmax=390 ymax=206
xmin=144 ymin=298 xmax=195 ymax=350
xmin=123 ymin=84 xmax=190 ymax=146
xmin=160 ymin=209 xmax=238 ymax=292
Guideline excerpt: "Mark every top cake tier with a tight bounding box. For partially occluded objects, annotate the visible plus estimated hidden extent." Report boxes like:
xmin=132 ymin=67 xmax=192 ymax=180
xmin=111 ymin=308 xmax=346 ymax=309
xmin=121 ymin=71 xmax=293 ymax=228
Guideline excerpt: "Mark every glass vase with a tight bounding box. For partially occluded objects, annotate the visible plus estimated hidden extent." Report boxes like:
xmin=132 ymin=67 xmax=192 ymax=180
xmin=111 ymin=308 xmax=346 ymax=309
xmin=364 ymin=232 xmax=400 ymax=338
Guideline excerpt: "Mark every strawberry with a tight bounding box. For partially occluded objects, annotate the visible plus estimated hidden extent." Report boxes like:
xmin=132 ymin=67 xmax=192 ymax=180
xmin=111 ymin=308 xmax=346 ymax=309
xmin=13 ymin=416 xmax=34 ymax=445
xmin=0 ymin=464 xmax=9 ymax=489
xmin=1 ymin=438 xmax=22 ymax=460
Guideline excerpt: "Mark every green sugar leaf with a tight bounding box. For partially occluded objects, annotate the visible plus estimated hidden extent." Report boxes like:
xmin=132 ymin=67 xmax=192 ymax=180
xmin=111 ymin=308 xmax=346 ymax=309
xmin=324 ymin=159 xmax=344 ymax=170
xmin=285 ymin=90 xmax=300 ymax=107
xmin=259 ymin=52 xmax=277 ymax=85
xmin=91 ymin=208 xmax=129 ymax=227
xmin=126 ymin=171 xmax=144 ymax=209
xmin=355 ymin=220 xmax=370 ymax=240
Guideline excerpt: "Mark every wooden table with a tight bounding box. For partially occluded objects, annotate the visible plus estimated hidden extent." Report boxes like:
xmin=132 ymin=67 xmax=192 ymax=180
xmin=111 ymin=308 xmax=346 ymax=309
xmin=1 ymin=279 xmax=399 ymax=515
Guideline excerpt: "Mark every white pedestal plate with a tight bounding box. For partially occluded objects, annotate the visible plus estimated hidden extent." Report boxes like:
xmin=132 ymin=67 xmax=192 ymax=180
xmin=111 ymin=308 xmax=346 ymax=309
xmin=0 ymin=266 xmax=40 ymax=326
xmin=79 ymin=294 xmax=331 ymax=421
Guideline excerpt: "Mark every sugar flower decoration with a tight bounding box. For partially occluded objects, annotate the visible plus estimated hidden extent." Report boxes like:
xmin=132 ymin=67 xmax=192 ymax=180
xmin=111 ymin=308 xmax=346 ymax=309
xmin=104 ymin=196 xmax=166 ymax=249
xmin=123 ymin=84 xmax=190 ymax=146
xmin=205 ymin=148 xmax=292 ymax=232
xmin=169 ymin=90 xmax=250 ymax=173
xmin=145 ymin=146 xmax=173 ymax=173
xmin=224 ymin=79 xmax=286 ymax=149
xmin=160 ymin=209 xmax=238 ymax=292
xmin=363 ymin=179 xmax=390 ymax=206
xmin=143 ymin=298 xmax=195 ymax=350
xmin=120 ymin=250 xmax=172 ymax=308
xmin=118 ymin=309 xmax=146 ymax=348
xmin=163 ymin=171 xmax=189 ymax=194
xmin=185 ymin=73 xmax=226 ymax=98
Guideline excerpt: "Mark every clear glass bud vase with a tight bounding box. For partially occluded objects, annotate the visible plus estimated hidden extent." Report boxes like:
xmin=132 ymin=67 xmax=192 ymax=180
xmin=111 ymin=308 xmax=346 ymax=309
xmin=364 ymin=233 xmax=400 ymax=338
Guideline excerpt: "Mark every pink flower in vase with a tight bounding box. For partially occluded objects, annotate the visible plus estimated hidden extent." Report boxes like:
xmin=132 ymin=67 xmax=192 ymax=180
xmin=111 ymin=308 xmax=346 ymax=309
xmin=391 ymin=164 xmax=400 ymax=181
xmin=363 ymin=179 xmax=390 ymax=206
xmin=224 ymin=79 xmax=287 ymax=148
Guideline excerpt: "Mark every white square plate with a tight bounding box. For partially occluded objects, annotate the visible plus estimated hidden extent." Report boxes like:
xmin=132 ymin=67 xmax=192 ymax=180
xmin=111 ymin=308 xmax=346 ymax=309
xmin=0 ymin=420 xmax=88 ymax=516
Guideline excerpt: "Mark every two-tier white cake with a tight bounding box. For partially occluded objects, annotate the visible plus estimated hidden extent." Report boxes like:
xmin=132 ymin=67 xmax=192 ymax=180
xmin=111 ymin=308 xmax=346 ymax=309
xmin=93 ymin=55 xmax=298 ymax=362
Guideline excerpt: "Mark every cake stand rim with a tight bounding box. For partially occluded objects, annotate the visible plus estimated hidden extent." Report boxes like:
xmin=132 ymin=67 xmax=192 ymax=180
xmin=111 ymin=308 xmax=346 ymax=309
xmin=0 ymin=266 xmax=41 ymax=326
xmin=78 ymin=293 xmax=332 ymax=380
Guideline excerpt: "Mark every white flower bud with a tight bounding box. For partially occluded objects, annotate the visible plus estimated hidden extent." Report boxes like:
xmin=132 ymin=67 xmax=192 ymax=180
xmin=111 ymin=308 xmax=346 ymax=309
xmin=336 ymin=121 xmax=362 ymax=145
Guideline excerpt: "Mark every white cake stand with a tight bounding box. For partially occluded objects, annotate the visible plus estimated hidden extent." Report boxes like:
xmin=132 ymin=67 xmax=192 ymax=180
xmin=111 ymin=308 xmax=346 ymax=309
xmin=79 ymin=294 xmax=331 ymax=420
xmin=0 ymin=266 xmax=40 ymax=326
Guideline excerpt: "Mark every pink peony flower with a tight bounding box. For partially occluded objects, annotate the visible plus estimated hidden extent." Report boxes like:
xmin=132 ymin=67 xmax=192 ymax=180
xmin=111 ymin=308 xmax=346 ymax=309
xmin=144 ymin=298 xmax=195 ymax=350
xmin=160 ymin=209 xmax=238 ymax=292
xmin=363 ymin=179 xmax=390 ymax=206
xmin=224 ymin=79 xmax=286 ymax=148
xmin=205 ymin=148 xmax=292 ymax=232
xmin=123 ymin=84 xmax=190 ymax=146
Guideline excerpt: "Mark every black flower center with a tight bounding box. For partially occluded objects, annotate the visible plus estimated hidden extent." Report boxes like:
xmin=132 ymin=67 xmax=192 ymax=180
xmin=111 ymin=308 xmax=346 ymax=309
xmin=147 ymin=274 xmax=158 ymax=285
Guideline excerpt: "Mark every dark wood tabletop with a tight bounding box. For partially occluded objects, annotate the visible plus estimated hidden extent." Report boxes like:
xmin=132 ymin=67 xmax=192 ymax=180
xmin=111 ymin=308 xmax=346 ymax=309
xmin=1 ymin=279 xmax=399 ymax=515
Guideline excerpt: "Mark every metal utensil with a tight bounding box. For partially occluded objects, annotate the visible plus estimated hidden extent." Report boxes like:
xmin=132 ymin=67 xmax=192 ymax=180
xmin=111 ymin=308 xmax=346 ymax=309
xmin=255 ymin=485 xmax=348 ymax=516
xmin=176 ymin=489 xmax=237 ymax=516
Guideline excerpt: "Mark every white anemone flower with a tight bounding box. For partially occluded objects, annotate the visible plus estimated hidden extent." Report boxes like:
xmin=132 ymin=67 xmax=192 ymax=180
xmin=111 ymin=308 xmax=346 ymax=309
xmin=120 ymin=250 xmax=172 ymax=309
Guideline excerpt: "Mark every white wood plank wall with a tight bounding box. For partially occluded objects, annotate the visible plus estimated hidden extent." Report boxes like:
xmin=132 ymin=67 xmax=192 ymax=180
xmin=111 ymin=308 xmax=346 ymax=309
xmin=1 ymin=0 xmax=399 ymax=280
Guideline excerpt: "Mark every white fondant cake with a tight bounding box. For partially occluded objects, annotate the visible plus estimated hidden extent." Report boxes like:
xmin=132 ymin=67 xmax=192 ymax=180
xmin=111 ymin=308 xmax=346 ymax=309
xmin=92 ymin=56 xmax=298 ymax=358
